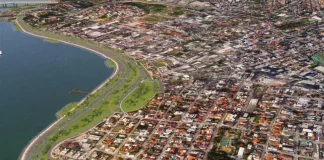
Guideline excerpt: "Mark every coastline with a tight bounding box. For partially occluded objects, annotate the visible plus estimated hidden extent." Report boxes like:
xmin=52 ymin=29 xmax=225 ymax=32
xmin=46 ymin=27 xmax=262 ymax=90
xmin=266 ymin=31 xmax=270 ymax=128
xmin=15 ymin=18 xmax=120 ymax=160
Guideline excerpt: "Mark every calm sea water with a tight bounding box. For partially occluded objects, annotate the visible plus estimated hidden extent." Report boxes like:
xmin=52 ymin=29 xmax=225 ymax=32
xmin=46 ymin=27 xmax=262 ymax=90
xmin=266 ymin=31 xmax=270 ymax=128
xmin=0 ymin=20 xmax=112 ymax=160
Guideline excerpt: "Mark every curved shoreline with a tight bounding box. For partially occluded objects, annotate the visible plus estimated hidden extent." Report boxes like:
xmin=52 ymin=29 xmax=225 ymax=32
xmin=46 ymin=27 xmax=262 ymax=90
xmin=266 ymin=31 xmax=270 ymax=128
xmin=15 ymin=19 xmax=120 ymax=160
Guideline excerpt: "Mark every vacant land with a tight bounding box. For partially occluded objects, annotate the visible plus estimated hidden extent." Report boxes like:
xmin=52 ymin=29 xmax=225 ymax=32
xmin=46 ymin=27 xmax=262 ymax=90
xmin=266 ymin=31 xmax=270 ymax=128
xmin=121 ymin=80 xmax=155 ymax=112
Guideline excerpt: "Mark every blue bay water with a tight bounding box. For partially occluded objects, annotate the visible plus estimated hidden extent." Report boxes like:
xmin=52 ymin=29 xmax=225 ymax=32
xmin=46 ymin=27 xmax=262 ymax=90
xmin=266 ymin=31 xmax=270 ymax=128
xmin=0 ymin=20 xmax=112 ymax=159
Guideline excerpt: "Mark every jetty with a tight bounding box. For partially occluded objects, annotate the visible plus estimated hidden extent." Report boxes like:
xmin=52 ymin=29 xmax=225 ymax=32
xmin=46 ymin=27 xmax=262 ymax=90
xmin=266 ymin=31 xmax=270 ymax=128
xmin=69 ymin=88 xmax=90 ymax=95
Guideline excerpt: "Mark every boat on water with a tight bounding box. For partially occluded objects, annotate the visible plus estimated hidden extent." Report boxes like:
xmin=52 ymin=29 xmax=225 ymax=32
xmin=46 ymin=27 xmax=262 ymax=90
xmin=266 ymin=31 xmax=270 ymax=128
xmin=0 ymin=51 xmax=2 ymax=55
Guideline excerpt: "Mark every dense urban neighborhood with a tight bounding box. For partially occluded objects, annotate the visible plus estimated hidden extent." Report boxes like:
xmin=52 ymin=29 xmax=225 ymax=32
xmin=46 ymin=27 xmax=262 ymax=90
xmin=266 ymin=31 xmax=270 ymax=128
xmin=2 ymin=0 xmax=324 ymax=159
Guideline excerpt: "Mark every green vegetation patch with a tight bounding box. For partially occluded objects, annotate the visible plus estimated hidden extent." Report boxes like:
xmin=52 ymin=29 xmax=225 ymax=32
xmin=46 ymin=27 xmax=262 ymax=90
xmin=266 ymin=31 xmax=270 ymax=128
xmin=105 ymin=59 xmax=116 ymax=68
xmin=171 ymin=115 xmax=182 ymax=121
xmin=142 ymin=15 xmax=168 ymax=22
xmin=309 ymin=61 xmax=319 ymax=69
xmin=57 ymin=102 xmax=78 ymax=117
xmin=253 ymin=115 xmax=260 ymax=123
xmin=43 ymin=38 xmax=60 ymax=43
xmin=13 ymin=23 xmax=22 ymax=31
xmin=249 ymin=0 xmax=261 ymax=4
xmin=219 ymin=146 xmax=234 ymax=155
xmin=318 ymin=53 xmax=324 ymax=61
xmin=153 ymin=80 xmax=162 ymax=93
xmin=152 ymin=59 xmax=172 ymax=67
xmin=168 ymin=7 xmax=185 ymax=16
xmin=123 ymin=2 xmax=167 ymax=14
xmin=207 ymin=150 xmax=234 ymax=160
xmin=312 ymin=53 xmax=324 ymax=65
xmin=276 ymin=18 xmax=315 ymax=30
xmin=121 ymin=81 xmax=155 ymax=112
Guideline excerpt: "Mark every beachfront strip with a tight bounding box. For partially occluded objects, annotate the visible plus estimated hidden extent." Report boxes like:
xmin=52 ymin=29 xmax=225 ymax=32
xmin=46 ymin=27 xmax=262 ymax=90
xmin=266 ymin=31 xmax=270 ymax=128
xmin=2 ymin=0 xmax=324 ymax=159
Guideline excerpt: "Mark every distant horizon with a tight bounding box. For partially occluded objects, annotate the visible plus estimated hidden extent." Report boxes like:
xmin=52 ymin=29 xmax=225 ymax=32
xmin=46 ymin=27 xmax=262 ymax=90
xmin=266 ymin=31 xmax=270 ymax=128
xmin=0 ymin=0 xmax=51 ymax=2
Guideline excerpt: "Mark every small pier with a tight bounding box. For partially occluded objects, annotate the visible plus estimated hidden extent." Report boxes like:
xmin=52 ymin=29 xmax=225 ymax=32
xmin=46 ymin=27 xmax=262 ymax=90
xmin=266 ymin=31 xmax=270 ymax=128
xmin=69 ymin=88 xmax=90 ymax=95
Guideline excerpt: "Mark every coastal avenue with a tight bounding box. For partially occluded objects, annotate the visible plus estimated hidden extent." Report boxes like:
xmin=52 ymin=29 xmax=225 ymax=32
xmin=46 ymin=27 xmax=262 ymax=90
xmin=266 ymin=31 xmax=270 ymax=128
xmin=0 ymin=0 xmax=58 ymax=7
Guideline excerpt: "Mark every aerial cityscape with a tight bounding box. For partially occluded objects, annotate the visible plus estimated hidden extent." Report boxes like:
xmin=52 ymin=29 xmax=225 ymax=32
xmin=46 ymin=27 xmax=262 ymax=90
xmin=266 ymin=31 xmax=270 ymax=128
xmin=1 ymin=0 xmax=324 ymax=160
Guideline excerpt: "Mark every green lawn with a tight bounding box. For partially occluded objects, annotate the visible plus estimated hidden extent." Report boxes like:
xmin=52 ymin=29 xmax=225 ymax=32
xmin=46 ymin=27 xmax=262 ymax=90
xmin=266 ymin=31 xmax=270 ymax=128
xmin=168 ymin=7 xmax=185 ymax=17
xmin=153 ymin=59 xmax=167 ymax=67
xmin=253 ymin=115 xmax=260 ymax=123
xmin=311 ymin=53 xmax=324 ymax=65
xmin=57 ymin=102 xmax=78 ymax=117
xmin=105 ymin=59 xmax=116 ymax=68
xmin=318 ymin=53 xmax=324 ymax=61
xmin=171 ymin=115 xmax=182 ymax=121
xmin=121 ymin=81 xmax=155 ymax=112
xmin=309 ymin=61 xmax=319 ymax=69
xmin=13 ymin=22 xmax=22 ymax=31
xmin=154 ymin=80 xmax=162 ymax=93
